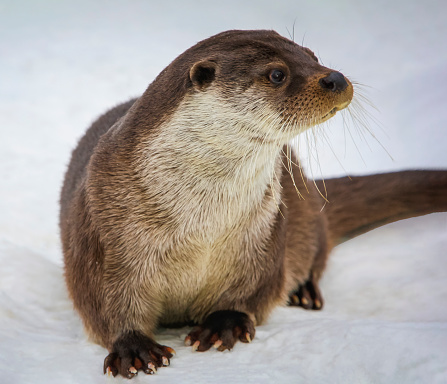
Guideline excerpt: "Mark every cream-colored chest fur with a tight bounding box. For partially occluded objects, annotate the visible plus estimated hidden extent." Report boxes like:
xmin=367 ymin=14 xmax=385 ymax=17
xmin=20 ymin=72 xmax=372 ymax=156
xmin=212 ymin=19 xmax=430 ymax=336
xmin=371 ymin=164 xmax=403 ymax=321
xmin=133 ymin=92 xmax=285 ymax=322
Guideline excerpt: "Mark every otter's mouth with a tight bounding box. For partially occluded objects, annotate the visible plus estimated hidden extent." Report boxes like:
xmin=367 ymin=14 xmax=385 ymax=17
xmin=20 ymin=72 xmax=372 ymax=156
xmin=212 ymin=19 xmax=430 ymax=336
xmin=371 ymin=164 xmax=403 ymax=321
xmin=321 ymin=100 xmax=351 ymax=121
xmin=322 ymin=107 xmax=338 ymax=120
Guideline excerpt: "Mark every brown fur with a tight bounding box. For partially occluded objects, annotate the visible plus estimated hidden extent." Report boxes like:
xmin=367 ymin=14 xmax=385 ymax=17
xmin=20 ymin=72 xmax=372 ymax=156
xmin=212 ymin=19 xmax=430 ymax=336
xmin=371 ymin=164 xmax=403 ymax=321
xmin=316 ymin=172 xmax=447 ymax=245
xmin=60 ymin=30 xmax=447 ymax=377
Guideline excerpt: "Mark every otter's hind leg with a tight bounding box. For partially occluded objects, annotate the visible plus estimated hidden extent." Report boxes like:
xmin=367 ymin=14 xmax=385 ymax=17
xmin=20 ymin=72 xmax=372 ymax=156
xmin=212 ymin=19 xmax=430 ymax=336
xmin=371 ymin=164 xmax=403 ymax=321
xmin=286 ymin=212 xmax=330 ymax=311
xmin=289 ymin=272 xmax=324 ymax=310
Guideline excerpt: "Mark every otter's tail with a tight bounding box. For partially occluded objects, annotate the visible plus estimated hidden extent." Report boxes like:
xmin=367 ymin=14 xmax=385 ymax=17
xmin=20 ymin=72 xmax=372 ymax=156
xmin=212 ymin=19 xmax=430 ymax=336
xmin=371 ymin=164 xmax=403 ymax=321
xmin=317 ymin=171 xmax=447 ymax=246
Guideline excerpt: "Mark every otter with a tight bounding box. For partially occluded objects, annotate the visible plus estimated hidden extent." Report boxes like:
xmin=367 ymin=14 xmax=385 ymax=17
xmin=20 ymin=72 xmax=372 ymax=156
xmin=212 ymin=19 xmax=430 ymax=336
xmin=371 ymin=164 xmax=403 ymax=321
xmin=59 ymin=30 xmax=447 ymax=378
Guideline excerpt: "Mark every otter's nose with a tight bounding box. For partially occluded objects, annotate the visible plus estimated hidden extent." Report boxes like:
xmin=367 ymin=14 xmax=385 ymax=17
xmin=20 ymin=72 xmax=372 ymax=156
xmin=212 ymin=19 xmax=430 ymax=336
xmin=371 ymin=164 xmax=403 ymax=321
xmin=319 ymin=71 xmax=348 ymax=92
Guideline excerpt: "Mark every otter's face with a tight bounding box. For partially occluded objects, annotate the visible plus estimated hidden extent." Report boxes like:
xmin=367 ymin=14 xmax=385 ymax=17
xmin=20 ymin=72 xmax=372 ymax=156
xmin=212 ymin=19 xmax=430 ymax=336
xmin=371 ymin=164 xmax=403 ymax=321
xmin=187 ymin=30 xmax=353 ymax=141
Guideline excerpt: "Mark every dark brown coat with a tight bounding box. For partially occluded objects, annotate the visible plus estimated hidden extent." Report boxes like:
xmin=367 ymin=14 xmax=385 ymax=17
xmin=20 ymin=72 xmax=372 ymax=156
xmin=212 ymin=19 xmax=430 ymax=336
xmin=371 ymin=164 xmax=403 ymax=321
xmin=60 ymin=30 xmax=447 ymax=378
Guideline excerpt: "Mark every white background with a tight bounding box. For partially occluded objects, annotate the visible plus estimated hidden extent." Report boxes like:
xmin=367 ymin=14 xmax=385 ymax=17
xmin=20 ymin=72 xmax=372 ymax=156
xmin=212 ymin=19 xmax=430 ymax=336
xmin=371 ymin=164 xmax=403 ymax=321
xmin=1 ymin=0 xmax=446 ymax=383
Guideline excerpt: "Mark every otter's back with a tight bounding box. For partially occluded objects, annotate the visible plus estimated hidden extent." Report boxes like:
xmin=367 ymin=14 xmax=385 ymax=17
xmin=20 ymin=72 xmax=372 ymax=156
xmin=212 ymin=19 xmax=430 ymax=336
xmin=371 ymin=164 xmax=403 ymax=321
xmin=59 ymin=98 xmax=136 ymax=223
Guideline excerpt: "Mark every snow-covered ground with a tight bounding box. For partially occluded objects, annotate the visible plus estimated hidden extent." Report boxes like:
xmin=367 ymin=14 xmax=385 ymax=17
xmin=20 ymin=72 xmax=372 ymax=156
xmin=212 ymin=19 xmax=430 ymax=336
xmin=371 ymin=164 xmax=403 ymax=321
xmin=1 ymin=1 xmax=446 ymax=383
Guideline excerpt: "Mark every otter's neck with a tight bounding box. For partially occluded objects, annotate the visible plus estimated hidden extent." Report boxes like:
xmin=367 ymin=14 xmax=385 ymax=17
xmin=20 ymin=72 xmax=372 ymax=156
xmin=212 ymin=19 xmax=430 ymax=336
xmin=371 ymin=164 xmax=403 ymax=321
xmin=137 ymin=93 xmax=285 ymax=241
xmin=150 ymin=92 xmax=284 ymax=184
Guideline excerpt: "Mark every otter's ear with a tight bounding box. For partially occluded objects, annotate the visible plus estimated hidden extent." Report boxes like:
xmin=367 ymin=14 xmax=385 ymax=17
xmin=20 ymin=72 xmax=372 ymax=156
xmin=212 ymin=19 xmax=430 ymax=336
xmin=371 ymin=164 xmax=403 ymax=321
xmin=189 ymin=60 xmax=217 ymax=89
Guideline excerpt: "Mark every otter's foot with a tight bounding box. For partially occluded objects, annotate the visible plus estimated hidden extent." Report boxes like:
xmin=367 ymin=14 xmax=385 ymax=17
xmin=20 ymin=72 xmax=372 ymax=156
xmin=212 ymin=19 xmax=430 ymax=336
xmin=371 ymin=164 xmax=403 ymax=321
xmin=185 ymin=310 xmax=255 ymax=352
xmin=289 ymin=277 xmax=324 ymax=310
xmin=104 ymin=330 xmax=175 ymax=379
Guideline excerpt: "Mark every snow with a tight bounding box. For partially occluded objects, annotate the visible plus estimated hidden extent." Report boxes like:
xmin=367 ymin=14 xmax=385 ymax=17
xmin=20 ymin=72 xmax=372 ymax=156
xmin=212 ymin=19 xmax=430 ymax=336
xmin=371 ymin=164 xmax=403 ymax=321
xmin=1 ymin=0 xmax=446 ymax=383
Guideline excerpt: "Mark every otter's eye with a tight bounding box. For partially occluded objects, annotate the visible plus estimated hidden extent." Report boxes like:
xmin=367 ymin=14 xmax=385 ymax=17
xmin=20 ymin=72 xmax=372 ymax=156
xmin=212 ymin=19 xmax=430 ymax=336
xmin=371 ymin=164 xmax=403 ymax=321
xmin=269 ymin=69 xmax=286 ymax=85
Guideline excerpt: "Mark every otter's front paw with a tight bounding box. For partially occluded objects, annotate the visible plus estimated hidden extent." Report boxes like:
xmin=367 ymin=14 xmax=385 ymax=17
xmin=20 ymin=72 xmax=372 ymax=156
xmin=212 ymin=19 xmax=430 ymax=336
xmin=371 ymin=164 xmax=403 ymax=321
xmin=104 ymin=330 xmax=175 ymax=378
xmin=185 ymin=310 xmax=255 ymax=352
xmin=289 ymin=276 xmax=324 ymax=310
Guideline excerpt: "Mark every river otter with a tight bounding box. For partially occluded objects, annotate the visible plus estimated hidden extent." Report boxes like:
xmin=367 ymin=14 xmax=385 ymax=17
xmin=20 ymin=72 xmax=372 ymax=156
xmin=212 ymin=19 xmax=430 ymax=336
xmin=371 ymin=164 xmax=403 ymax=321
xmin=59 ymin=29 xmax=447 ymax=378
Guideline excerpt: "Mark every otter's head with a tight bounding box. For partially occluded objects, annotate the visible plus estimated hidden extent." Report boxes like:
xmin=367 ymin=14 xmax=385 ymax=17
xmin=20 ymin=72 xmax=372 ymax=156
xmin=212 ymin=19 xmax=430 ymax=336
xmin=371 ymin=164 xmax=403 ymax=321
xmin=137 ymin=29 xmax=354 ymax=153
xmin=180 ymin=30 xmax=353 ymax=143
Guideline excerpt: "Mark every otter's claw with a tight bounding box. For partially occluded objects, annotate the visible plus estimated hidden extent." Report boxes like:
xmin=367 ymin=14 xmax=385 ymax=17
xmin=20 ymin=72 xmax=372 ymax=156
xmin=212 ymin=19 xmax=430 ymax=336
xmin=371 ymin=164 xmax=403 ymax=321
xmin=289 ymin=276 xmax=324 ymax=310
xmin=186 ymin=310 xmax=255 ymax=352
xmin=103 ymin=330 xmax=174 ymax=378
